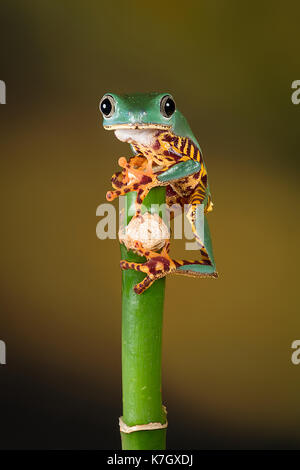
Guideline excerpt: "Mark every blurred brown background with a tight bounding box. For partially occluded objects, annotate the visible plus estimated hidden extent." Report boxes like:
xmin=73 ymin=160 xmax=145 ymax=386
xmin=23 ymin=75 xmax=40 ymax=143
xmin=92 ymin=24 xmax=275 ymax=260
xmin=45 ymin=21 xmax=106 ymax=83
xmin=0 ymin=1 xmax=299 ymax=449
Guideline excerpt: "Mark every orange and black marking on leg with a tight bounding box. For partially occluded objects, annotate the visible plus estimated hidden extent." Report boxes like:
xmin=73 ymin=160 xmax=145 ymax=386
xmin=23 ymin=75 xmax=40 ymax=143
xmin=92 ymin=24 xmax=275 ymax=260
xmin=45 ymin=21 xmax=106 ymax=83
xmin=119 ymin=239 xmax=177 ymax=294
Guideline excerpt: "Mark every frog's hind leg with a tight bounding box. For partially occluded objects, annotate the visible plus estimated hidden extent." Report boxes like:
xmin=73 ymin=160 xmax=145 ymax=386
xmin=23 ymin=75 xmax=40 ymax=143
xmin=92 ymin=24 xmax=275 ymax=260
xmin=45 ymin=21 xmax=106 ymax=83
xmin=120 ymin=187 xmax=218 ymax=294
xmin=120 ymin=240 xmax=177 ymax=295
xmin=174 ymin=201 xmax=218 ymax=278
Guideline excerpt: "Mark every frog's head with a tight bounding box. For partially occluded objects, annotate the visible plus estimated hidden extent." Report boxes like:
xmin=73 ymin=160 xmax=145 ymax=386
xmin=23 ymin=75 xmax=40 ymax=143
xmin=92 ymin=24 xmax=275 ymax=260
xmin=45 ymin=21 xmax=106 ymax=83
xmin=99 ymin=92 xmax=178 ymax=146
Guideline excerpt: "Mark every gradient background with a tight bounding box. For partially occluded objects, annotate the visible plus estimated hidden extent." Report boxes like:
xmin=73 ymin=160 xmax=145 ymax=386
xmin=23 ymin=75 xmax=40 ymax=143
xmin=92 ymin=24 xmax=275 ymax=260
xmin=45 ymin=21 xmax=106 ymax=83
xmin=0 ymin=1 xmax=299 ymax=449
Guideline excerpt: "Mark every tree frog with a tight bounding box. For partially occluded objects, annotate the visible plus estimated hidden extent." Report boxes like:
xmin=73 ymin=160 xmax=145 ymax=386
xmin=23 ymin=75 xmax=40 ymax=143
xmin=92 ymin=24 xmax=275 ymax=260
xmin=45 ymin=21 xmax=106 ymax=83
xmin=100 ymin=92 xmax=218 ymax=294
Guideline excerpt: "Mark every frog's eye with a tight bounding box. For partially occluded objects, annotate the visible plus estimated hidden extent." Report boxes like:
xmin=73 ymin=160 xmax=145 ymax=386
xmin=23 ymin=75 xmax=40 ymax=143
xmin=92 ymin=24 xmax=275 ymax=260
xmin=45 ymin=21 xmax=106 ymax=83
xmin=99 ymin=95 xmax=115 ymax=118
xmin=160 ymin=95 xmax=176 ymax=118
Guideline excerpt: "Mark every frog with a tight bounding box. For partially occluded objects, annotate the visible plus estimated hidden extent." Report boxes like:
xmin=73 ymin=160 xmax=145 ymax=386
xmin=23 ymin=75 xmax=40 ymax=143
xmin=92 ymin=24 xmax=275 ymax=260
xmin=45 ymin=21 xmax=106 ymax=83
xmin=99 ymin=92 xmax=218 ymax=294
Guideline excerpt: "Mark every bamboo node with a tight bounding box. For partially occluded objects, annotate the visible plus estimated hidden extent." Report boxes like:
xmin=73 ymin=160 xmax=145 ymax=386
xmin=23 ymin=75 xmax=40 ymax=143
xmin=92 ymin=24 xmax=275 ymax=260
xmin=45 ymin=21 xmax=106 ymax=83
xmin=119 ymin=406 xmax=168 ymax=434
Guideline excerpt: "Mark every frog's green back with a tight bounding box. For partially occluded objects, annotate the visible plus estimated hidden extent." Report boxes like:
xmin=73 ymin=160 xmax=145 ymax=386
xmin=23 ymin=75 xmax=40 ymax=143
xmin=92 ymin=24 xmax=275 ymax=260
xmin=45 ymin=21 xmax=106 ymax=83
xmin=172 ymin=109 xmax=202 ymax=153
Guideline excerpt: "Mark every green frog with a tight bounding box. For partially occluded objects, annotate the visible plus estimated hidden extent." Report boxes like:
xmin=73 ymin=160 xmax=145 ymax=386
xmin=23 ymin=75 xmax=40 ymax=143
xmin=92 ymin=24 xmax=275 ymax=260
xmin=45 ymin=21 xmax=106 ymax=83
xmin=100 ymin=92 xmax=217 ymax=294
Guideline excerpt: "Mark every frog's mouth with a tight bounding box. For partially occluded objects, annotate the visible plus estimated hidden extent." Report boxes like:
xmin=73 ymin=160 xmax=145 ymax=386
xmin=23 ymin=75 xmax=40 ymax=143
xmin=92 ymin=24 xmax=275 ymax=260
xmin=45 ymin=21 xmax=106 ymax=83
xmin=104 ymin=123 xmax=171 ymax=131
xmin=105 ymin=123 xmax=171 ymax=147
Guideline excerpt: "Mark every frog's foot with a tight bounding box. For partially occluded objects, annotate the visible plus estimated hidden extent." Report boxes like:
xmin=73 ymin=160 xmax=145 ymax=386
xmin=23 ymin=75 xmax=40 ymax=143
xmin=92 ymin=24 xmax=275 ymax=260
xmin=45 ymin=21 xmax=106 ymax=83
xmin=173 ymin=258 xmax=218 ymax=278
xmin=111 ymin=169 xmax=129 ymax=190
xmin=118 ymin=155 xmax=153 ymax=178
xmin=106 ymin=155 xmax=156 ymax=203
xmin=118 ymin=157 xmax=157 ymax=209
xmin=120 ymin=240 xmax=177 ymax=294
xmin=108 ymin=175 xmax=159 ymax=216
xmin=106 ymin=170 xmax=147 ymax=202
xmin=106 ymin=173 xmax=157 ymax=207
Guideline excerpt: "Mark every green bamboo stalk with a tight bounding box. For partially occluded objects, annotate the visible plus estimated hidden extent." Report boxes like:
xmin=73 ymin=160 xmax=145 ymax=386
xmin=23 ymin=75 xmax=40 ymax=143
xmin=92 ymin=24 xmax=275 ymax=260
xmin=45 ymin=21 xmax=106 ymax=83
xmin=120 ymin=187 xmax=167 ymax=450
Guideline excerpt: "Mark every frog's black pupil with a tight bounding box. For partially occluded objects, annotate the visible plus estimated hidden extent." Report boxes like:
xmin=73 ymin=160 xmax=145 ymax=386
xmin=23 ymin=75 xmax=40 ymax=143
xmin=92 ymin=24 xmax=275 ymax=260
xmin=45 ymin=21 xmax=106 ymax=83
xmin=164 ymin=98 xmax=175 ymax=117
xmin=101 ymin=98 xmax=112 ymax=116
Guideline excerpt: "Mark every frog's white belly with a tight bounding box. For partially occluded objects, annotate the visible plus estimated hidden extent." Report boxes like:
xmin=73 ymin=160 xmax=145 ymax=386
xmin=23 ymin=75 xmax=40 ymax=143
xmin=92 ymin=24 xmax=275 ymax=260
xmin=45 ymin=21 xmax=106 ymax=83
xmin=114 ymin=128 xmax=156 ymax=147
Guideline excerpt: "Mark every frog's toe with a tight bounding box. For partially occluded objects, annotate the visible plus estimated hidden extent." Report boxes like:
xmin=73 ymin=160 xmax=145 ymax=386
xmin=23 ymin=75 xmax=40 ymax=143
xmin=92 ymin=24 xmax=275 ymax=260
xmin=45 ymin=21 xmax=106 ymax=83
xmin=120 ymin=260 xmax=147 ymax=273
xmin=134 ymin=276 xmax=155 ymax=295
xmin=106 ymin=190 xmax=118 ymax=201
xmin=111 ymin=170 xmax=128 ymax=189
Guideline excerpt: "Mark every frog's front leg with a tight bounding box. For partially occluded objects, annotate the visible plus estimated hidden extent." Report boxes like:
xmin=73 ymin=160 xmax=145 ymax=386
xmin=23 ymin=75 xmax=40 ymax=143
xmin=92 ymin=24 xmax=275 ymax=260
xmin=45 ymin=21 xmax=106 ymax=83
xmin=107 ymin=154 xmax=166 ymax=216
xmin=116 ymin=158 xmax=198 ymax=215
xmin=106 ymin=154 xmax=152 ymax=202
xmin=107 ymin=171 xmax=160 ymax=217
xmin=156 ymin=159 xmax=201 ymax=183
